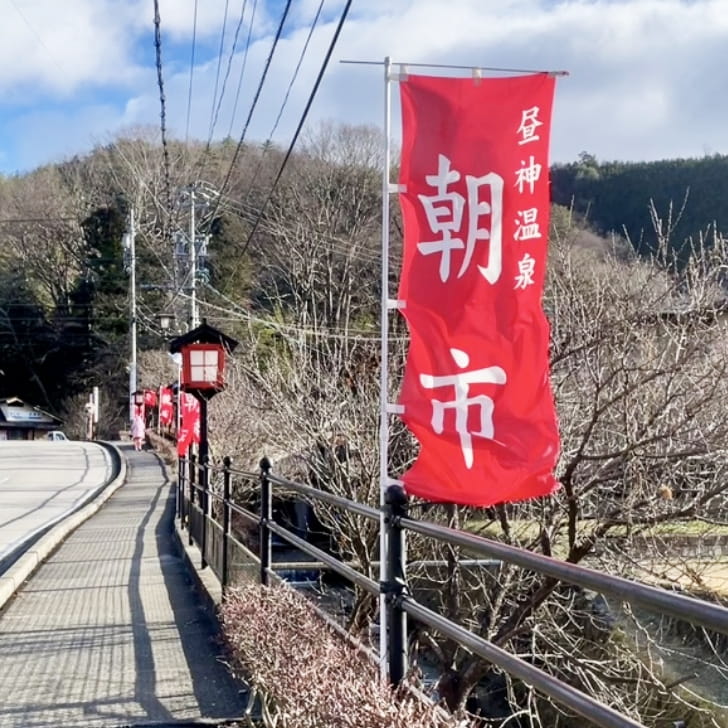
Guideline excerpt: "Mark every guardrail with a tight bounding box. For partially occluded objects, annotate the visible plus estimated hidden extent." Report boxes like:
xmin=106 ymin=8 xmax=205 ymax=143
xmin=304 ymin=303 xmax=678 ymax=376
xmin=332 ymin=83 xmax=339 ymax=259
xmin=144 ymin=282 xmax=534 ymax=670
xmin=177 ymin=454 xmax=728 ymax=728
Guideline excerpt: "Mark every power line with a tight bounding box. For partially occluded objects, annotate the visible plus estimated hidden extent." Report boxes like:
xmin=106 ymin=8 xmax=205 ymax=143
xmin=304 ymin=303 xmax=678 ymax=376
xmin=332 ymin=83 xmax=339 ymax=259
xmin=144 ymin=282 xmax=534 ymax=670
xmin=227 ymin=0 xmax=259 ymax=139
xmin=207 ymin=0 xmax=231 ymax=143
xmin=210 ymin=0 xmax=293 ymax=222
xmin=214 ymin=191 xmax=383 ymax=265
xmin=153 ymin=0 xmax=172 ymax=225
xmin=235 ymin=0 xmax=354 ymax=259
xmin=7 ymin=0 xmax=55 ymax=59
xmin=192 ymin=0 xmax=251 ymax=180
xmin=0 ymin=217 xmax=78 ymax=224
xmin=209 ymin=0 xmax=249 ymax=143
xmin=244 ymin=0 xmax=325 ymax=190
xmin=197 ymin=285 xmax=404 ymax=343
xmin=184 ymin=0 xmax=199 ymax=143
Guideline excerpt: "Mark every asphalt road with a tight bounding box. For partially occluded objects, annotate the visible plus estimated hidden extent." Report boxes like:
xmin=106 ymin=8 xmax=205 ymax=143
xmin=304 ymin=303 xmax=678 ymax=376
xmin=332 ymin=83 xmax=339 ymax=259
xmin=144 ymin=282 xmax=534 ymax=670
xmin=0 ymin=440 xmax=115 ymax=571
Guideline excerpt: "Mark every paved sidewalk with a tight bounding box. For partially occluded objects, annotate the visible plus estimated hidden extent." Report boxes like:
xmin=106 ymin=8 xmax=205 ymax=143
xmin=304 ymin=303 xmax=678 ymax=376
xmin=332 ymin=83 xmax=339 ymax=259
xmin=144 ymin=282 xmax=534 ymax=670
xmin=0 ymin=444 xmax=248 ymax=728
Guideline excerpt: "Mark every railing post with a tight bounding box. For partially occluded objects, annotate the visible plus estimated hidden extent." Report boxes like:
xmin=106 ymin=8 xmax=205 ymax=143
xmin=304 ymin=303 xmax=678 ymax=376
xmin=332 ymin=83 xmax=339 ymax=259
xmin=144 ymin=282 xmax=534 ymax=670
xmin=200 ymin=453 xmax=209 ymax=569
xmin=384 ymin=484 xmax=408 ymax=685
xmin=188 ymin=452 xmax=196 ymax=547
xmin=259 ymin=457 xmax=272 ymax=586
xmin=176 ymin=455 xmax=182 ymax=520
xmin=222 ymin=455 xmax=232 ymax=590
xmin=189 ymin=452 xmax=197 ymax=506
xmin=175 ymin=455 xmax=187 ymax=528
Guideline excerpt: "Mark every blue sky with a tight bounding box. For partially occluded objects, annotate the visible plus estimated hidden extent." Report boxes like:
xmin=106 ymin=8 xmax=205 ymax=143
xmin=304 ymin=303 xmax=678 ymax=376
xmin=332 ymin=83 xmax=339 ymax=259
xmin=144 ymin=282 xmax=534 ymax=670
xmin=0 ymin=0 xmax=726 ymax=174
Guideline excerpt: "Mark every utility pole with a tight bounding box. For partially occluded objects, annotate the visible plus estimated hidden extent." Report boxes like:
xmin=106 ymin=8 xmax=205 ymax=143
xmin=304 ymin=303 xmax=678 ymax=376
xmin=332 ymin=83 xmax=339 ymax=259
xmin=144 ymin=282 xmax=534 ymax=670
xmin=125 ymin=207 xmax=137 ymax=422
xmin=188 ymin=186 xmax=199 ymax=329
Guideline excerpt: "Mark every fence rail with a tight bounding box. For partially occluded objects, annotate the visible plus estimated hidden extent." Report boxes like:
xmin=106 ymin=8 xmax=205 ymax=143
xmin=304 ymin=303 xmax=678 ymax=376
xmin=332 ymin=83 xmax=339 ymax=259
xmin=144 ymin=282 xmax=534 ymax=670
xmin=176 ymin=454 xmax=728 ymax=728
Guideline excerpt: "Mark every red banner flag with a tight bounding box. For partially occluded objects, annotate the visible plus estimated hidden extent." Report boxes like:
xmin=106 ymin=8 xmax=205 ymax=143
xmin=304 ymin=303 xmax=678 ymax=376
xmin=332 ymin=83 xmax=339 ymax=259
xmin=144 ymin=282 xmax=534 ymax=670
xmin=143 ymin=389 xmax=158 ymax=407
xmin=159 ymin=387 xmax=174 ymax=426
xmin=177 ymin=392 xmax=200 ymax=456
xmin=396 ymin=73 xmax=560 ymax=507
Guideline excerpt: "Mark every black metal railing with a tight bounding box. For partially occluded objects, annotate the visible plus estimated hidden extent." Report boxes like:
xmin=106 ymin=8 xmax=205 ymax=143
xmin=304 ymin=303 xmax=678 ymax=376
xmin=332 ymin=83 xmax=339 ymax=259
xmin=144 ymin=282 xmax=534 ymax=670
xmin=177 ymin=454 xmax=728 ymax=728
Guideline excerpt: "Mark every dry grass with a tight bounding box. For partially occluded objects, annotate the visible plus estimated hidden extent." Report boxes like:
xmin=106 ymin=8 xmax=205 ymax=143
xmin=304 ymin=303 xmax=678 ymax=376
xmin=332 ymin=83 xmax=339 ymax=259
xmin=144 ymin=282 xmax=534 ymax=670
xmin=220 ymin=583 xmax=470 ymax=728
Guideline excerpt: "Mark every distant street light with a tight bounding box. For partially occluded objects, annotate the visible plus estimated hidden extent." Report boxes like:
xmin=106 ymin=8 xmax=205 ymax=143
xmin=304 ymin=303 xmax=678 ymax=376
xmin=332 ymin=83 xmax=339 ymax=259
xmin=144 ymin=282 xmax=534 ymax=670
xmin=157 ymin=312 xmax=176 ymax=331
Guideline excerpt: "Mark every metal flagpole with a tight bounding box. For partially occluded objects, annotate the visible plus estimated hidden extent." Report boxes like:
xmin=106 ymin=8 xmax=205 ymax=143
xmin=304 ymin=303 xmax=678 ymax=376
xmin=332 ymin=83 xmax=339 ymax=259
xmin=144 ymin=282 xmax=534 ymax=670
xmin=341 ymin=58 xmax=568 ymax=77
xmin=378 ymin=55 xmax=392 ymax=681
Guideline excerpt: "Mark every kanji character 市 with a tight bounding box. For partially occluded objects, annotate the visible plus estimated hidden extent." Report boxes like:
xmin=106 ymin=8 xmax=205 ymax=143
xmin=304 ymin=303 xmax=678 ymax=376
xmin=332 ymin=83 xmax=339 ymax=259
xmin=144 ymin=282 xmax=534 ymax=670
xmin=417 ymin=154 xmax=504 ymax=284
xmin=420 ymin=348 xmax=507 ymax=468
xmin=517 ymin=106 xmax=543 ymax=145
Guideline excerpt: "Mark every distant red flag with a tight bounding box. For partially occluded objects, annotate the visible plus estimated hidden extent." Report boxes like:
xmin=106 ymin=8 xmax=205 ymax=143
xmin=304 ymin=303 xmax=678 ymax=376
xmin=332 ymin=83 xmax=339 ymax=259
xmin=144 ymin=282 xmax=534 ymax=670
xmin=396 ymin=73 xmax=560 ymax=507
xmin=177 ymin=392 xmax=200 ymax=456
xmin=159 ymin=387 xmax=174 ymax=426
xmin=143 ymin=389 xmax=158 ymax=407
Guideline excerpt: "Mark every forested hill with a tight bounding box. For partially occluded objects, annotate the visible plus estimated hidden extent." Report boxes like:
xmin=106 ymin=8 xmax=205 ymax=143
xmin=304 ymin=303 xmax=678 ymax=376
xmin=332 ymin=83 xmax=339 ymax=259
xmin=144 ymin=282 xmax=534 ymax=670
xmin=550 ymin=153 xmax=728 ymax=258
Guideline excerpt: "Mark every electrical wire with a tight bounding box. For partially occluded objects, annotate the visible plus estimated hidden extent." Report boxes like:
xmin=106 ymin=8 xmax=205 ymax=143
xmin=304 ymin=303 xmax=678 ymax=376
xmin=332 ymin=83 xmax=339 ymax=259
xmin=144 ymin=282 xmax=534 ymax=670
xmin=184 ymin=0 xmax=199 ymax=143
xmin=208 ymin=0 xmax=249 ymax=143
xmin=0 ymin=217 xmax=78 ymax=224
xmin=227 ymin=0 xmax=259 ymax=139
xmin=244 ymin=0 xmax=325 ymax=192
xmin=7 ymin=0 xmax=55 ymax=59
xmin=192 ymin=0 xmax=250 ymax=180
xmin=197 ymin=284 xmax=405 ymax=343
xmin=213 ymin=190 xmax=383 ymax=265
xmin=209 ymin=0 xmax=293 ymax=223
xmin=220 ymin=196 xmax=383 ymax=266
xmin=233 ymin=0 xmax=354 ymax=261
xmin=207 ymin=0 xmax=230 ymax=143
xmin=153 ymin=0 xmax=173 ymax=226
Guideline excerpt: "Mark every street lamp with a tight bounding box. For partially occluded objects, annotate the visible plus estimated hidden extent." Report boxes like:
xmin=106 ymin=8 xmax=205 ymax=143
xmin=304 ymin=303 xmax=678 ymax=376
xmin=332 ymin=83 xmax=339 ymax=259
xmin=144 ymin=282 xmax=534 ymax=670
xmin=132 ymin=388 xmax=145 ymax=421
xmin=168 ymin=318 xmax=239 ymax=463
xmin=169 ymin=319 xmax=238 ymax=396
xmin=157 ymin=311 xmax=176 ymax=332
xmin=169 ymin=319 xmax=239 ymax=569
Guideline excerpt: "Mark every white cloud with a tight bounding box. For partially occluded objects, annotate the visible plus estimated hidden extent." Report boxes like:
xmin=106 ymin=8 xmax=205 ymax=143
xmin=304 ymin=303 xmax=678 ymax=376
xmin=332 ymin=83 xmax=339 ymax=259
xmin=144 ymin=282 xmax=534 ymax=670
xmin=0 ymin=0 xmax=149 ymax=97
xmin=1 ymin=0 xmax=728 ymax=171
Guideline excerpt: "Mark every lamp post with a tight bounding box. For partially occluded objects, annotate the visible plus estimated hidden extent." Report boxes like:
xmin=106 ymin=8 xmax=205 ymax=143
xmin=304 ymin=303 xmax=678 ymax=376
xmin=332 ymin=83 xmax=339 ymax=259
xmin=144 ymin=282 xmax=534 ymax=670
xmin=132 ymin=389 xmax=145 ymax=420
xmin=169 ymin=320 xmax=239 ymax=568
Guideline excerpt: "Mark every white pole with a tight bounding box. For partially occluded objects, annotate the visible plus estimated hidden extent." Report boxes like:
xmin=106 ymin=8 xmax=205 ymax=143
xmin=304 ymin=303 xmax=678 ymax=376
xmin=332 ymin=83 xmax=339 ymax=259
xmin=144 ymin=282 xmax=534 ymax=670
xmin=128 ymin=206 xmax=137 ymax=423
xmin=87 ymin=393 xmax=94 ymax=440
xmin=189 ymin=187 xmax=199 ymax=329
xmin=92 ymin=385 xmax=99 ymax=439
xmin=378 ymin=55 xmax=392 ymax=681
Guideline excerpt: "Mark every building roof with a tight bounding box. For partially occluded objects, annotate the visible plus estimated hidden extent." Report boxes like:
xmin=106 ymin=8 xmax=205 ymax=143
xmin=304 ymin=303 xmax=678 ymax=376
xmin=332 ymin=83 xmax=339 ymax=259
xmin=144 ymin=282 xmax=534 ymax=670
xmin=0 ymin=397 xmax=62 ymax=429
xmin=168 ymin=319 xmax=239 ymax=354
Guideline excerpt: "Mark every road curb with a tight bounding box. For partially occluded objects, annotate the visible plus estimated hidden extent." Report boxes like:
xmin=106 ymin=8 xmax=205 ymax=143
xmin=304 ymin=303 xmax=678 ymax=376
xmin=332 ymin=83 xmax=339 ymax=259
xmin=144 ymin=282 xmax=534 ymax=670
xmin=0 ymin=441 xmax=127 ymax=611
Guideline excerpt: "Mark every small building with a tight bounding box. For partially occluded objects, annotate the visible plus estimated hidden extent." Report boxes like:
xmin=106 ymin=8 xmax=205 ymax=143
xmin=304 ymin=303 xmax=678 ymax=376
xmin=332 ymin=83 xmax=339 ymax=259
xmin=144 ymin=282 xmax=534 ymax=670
xmin=0 ymin=398 xmax=63 ymax=441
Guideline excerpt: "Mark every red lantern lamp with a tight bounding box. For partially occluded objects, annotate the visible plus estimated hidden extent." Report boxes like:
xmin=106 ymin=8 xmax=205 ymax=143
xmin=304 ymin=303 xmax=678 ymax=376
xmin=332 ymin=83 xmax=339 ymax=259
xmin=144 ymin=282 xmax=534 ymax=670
xmin=169 ymin=319 xmax=239 ymax=399
xmin=180 ymin=342 xmax=225 ymax=391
